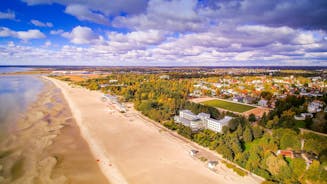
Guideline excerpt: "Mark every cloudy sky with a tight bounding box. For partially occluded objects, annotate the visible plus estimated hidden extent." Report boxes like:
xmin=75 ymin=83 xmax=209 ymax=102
xmin=0 ymin=0 xmax=327 ymax=66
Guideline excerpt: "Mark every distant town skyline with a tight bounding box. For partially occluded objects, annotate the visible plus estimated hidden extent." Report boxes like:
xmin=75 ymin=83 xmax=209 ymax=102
xmin=0 ymin=0 xmax=327 ymax=66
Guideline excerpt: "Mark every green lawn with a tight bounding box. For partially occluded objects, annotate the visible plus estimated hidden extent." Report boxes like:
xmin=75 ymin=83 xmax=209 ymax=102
xmin=201 ymin=99 xmax=256 ymax=113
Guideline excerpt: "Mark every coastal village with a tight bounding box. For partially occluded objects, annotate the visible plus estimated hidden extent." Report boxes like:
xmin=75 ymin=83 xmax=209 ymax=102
xmin=50 ymin=67 xmax=327 ymax=184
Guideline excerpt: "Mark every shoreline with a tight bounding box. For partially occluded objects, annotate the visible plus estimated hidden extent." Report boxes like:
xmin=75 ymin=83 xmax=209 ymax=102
xmin=45 ymin=76 xmax=263 ymax=184
xmin=44 ymin=76 xmax=127 ymax=184
xmin=0 ymin=75 xmax=108 ymax=184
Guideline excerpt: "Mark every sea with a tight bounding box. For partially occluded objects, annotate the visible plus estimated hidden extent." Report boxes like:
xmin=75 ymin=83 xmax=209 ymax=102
xmin=0 ymin=67 xmax=109 ymax=183
xmin=0 ymin=67 xmax=44 ymax=138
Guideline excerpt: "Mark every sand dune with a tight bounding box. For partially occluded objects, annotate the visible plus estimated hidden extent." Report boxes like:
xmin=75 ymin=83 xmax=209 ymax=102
xmin=46 ymin=77 xmax=262 ymax=184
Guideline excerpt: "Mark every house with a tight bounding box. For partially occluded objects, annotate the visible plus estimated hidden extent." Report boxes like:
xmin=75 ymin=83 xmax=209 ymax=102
xmin=244 ymin=96 xmax=256 ymax=104
xmin=213 ymin=83 xmax=223 ymax=88
xmin=258 ymin=99 xmax=268 ymax=107
xmin=294 ymin=115 xmax=305 ymax=121
xmin=109 ymin=79 xmax=118 ymax=83
xmin=159 ymin=75 xmax=170 ymax=80
xmin=308 ymin=101 xmax=324 ymax=113
xmin=232 ymin=96 xmax=243 ymax=103
xmin=276 ymin=150 xmax=294 ymax=158
xmin=211 ymin=89 xmax=217 ymax=96
xmin=294 ymin=113 xmax=313 ymax=121
xmin=189 ymin=89 xmax=202 ymax=97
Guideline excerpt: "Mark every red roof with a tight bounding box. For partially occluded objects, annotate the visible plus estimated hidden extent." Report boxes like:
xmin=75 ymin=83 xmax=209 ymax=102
xmin=278 ymin=150 xmax=293 ymax=158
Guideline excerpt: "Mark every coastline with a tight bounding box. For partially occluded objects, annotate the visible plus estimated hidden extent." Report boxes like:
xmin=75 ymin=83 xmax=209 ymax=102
xmin=44 ymin=76 xmax=128 ymax=184
xmin=0 ymin=76 xmax=108 ymax=184
xmin=45 ymin=76 xmax=262 ymax=184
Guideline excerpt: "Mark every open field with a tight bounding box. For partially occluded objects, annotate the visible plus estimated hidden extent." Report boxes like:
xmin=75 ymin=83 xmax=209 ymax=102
xmin=201 ymin=99 xmax=256 ymax=113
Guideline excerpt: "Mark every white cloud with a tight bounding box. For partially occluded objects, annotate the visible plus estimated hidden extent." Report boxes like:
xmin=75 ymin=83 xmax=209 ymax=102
xmin=61 ymin=26 xmax=102 ymax=45
xmin=23 ymin=0 xmax=147 ymax=25
xmin=293 ymin=32 xmax=315 ymax=45
xmin=65 ymin=4 xmax=109 ymax=25
xmin=234 ymin=51 xmax=256 ymax=61
xmin=113 ymin=0 xmax=205 ymax=32
xmin=0 ymin=27 xmax=46 ymax=41
xmin=7 ymin=41 xmax=15 ymax=47
xmin=50 ymin=29 xmax=64 ymax=35
xmin=44 ymin=41 xmax=51 ymax=47
xmin=0 ymin=10 xmax=16 ymax=20
xmin=109 ymin=30 xmax=166 ymax=45
xmin=0 ymin=27 xmax=14 ymax=37
xmin=17 ymin=29 xmax=46 ymax=41
xmin=31 ymin=19 xmax=53 ymax=27
xmin=23 ymin=0 xmax=147 ymax=14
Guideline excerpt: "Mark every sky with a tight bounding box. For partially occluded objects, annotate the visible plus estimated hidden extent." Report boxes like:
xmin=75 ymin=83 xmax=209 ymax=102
xmin=0 ymin=0 xmax=327 ymax=66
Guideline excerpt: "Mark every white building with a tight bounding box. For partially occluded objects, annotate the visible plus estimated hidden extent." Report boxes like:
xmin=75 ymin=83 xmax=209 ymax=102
xmin=175 ymin=110 xmax=232 ymax=133
xmin=176 ymin=110 xmax=204 ymax=131
xmin=258 ymin=99 xmax=268 ymax=107
xmin=109 ymin=79 xmax=118 ymax=83
xmin=159 ymin=75 xmax=170 ymax=79
xmin=308 ymin=101 xmax=324 ymax=113
xmin=206 ymin=116 xmax=232 ymax=133
xmin=180 ymin=110 xmax=198 ymax=120
xmin=198 ymin=112 xmax=210 ymax=120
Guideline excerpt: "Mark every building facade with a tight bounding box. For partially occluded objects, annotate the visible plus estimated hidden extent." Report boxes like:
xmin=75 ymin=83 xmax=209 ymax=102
xmin=175 ymin=110 xmax=232 ymax=133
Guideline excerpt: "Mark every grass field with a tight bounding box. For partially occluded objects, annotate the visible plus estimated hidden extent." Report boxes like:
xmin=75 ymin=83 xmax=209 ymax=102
xmin=201 ymin=99 xmax=256 ymax=113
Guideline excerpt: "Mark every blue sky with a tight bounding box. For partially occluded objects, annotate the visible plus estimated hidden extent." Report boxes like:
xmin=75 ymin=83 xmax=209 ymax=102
xmin=0 ymin=0 xmax=327 ymax=66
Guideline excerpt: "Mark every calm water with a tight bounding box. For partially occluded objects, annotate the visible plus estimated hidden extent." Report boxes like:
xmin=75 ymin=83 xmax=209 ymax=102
xmin=0 ymin=67 xmax=31 ymax=74
xmin=0 ymin=68 xmax=44 ymax=137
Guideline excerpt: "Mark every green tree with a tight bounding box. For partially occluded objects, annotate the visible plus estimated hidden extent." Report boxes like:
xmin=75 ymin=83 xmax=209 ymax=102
xmin=243 ymin=126 xmax=253 ymax=143
xmin=265 ymin=155 xmax=287 ymax=176
xmin=228 ymin=118 xmax=239 ymax=131
xmin=274 ymin=129 xmax=300 ymax=150
xmin=216 ymin=144 xmax=233 ymax=160
xmin=311 ymin=112 xmax=327 ymax=133
xmin=279 ymin=130 xmax=300 ymax=150
xmin=303 ymin=160 xmax=327 ymax=184
xmin=230 ymin=139 xmax=243 ymax=156
xmin=248 ymin=113 xmax=256 ymax=122
xmin=252 ymin=126 xmax=263 ymax=139
xmin=290 ymin=158 xmax=306 ymax=179
xmin=266 ymin=116 xmax=279 ymax=128
xmin=261 ymin=91 xmax=273 ymax=100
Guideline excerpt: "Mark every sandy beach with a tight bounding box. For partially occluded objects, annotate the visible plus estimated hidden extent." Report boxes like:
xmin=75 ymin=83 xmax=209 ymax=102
xmin=46 ymin=76 xmax=263 ymax=184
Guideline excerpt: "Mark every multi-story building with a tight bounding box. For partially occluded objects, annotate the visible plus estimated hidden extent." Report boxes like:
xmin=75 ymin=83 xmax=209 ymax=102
xmin=179 ymin=110 xmax=198 ymax=120
xmin=175 ymin=110 xmax=232 ymax=133
xmin=205 ymin=116 xmax=233 ymax=133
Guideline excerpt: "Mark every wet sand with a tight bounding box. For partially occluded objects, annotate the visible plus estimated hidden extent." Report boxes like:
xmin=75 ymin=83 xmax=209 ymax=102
xmin=0 ymin=77 xmax=108 ymax=184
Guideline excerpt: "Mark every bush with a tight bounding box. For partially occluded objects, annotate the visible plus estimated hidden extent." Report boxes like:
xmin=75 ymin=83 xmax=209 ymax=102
xmin=222 ymin=160 xmax=248 ymax=177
